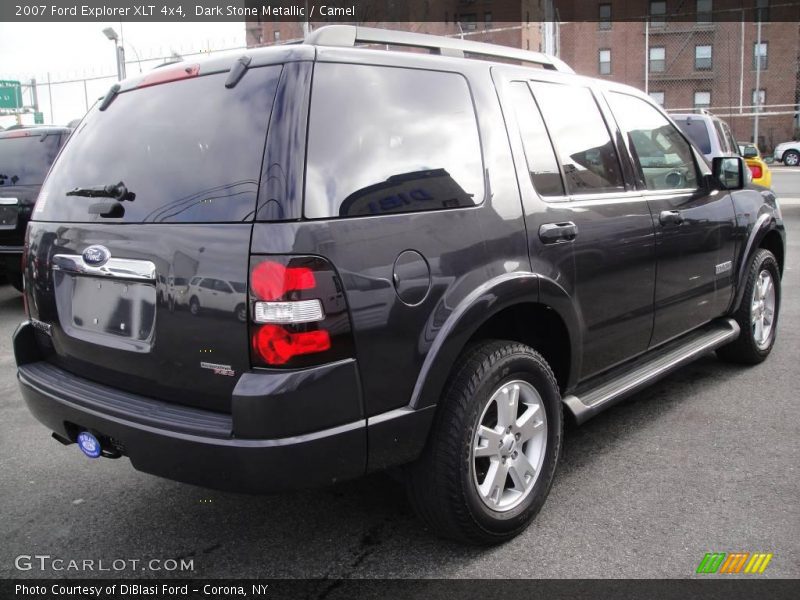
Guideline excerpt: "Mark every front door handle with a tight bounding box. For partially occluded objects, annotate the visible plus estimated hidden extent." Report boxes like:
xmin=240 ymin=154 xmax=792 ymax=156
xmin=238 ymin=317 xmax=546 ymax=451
xmin=659 ymin=210 xmax=684 ymax=226
xmin=539 ymin=221 xmax=578 ymax=244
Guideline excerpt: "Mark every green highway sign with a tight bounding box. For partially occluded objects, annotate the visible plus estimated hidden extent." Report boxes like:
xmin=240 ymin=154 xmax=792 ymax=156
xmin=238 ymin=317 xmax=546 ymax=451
xmin=34 ymin=111 xmax=44 ymax=124
xmin=0 ymin=80 xmax=23 ymax=110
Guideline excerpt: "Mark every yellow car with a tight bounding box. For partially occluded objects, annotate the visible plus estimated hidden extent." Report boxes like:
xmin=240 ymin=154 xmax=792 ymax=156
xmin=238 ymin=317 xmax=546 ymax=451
xmin=738 ymin=142 xmax=772 ymax=188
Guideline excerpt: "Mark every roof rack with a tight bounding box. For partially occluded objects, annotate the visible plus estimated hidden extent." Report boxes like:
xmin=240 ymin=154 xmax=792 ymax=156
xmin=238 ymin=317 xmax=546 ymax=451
xmin=304 ymin=25 xmax=574 ymax=74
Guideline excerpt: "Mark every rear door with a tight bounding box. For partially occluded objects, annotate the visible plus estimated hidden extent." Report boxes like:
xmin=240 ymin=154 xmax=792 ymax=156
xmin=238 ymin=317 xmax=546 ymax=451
xmin=498 ymin=74 xmax=657 ymax=380
xmin=605 ymin=92 xmax=738 ymax=346
xmin=25 ymin=64 xmax=283 ymax=413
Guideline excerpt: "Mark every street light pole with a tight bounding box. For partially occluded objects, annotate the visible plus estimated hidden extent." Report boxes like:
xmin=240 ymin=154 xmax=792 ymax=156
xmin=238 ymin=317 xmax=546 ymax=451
xmin=102 ymin=27 xmax=126 ymax=81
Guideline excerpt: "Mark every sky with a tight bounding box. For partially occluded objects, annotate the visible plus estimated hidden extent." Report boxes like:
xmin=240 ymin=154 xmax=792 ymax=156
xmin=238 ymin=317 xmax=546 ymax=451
xmin=0 ymin=22 xmax=246 ymax=127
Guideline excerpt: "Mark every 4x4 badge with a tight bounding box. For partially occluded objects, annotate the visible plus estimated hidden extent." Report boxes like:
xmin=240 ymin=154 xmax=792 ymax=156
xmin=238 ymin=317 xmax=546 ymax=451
xmin=715 ymin=261 xmax=732 ymax=275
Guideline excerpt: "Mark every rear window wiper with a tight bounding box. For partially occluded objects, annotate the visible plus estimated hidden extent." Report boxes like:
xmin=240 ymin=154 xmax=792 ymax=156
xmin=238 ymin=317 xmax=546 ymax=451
xmin=66 ymin=181 xmax=135 ymax=201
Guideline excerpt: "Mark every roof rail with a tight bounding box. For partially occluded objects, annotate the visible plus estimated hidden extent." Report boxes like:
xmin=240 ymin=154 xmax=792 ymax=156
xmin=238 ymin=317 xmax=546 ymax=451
xmin=304 ymin=25 xmax=575 ymax=74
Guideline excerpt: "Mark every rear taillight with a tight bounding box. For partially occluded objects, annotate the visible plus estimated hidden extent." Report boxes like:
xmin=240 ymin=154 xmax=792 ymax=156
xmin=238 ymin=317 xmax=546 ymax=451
xmin=749 ymin=164 xmax=763 ymax=179
xmin=248 ymin=256 xmax=353 ymax=367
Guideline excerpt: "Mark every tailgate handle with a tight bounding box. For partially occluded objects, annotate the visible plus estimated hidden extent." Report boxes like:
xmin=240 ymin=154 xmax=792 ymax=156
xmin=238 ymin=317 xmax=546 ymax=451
xmin=52 ymin=254 xmax=157 ymax=282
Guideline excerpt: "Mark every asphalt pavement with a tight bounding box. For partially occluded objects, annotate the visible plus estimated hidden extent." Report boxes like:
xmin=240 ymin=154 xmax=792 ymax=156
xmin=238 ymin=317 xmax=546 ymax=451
xmin=0 ymin=172 xmax=798 ymax=580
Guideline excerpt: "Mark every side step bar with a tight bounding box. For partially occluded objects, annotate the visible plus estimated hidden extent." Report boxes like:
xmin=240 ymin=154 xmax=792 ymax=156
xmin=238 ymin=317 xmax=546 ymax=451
xmin=563 ymin=319 xmax=740 ymax=424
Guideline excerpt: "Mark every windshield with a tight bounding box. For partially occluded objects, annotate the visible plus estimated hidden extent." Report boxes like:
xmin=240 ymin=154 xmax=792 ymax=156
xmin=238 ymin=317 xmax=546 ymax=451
xmin=34 ymin=66 xmax=282 ymax=223
xmin=673 ymin=118 xmax=711 ymax=155
xmin=0 ymin=134 xmax=62 ymax=186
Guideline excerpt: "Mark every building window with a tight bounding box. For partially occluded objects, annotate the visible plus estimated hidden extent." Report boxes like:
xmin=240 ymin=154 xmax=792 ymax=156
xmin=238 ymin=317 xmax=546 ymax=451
xmin=695 ymin=45 xmax=712 ymax=70
xmin=756 ymin=0 xmax=770 ymax=21
xmin=649 ymin=91 xmax=666 ymax=106
xmin=752 ymin=89 xmax=766 ymax=112
xmin=273 ymin=30 xmax=280 ymax=42
xmin=650 ymin=1 xmax=666 ymax=27
xmin=599 ymin=49 xmax=611 ymax=75
xmin=649 ymin=47 xmax=666 ymax=72
xmin=753 ymin=42 xmax=768 ymax=70
xmin=694 ymin=91 xmax=711 ymax=110
xmin=599 ymin=4 xmax=612 ymax=30
xmin=460 ymin=14 xmax=477 ymax=31
xmin=697 ymin=0 xmax=713 ymax=23
xmin=484 ymin=12 xmax=492 ymax=28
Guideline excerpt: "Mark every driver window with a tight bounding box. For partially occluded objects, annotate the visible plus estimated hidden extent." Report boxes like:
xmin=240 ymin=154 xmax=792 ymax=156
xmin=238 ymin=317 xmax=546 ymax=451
xmin=608 ymin=92 xmax=699 ymax=191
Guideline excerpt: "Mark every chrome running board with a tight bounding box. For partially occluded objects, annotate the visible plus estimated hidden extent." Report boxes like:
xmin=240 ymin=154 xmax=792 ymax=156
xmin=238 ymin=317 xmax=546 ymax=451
xmin=563 ymin=319 xmax=740 ymax=424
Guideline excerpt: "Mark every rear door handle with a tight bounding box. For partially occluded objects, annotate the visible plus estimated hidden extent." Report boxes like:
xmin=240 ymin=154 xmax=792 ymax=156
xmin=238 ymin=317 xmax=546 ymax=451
xmin=539 ymin=221 xmax=578 ymax=244
xmin=659 ymin=210 xmax=684 ymax=226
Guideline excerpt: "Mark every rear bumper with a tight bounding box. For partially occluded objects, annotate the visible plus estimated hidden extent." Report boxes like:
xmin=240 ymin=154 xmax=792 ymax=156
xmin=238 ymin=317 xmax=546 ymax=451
xmin=14 ymin=321 xmax=367 ymax=493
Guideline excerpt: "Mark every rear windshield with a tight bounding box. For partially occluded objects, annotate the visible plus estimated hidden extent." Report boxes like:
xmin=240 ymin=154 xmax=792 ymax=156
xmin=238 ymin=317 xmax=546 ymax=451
xmin=673 ymin=118 xmax=711 ymax=155
xmin=0 ymin=134 xmax=62 ymax=187
xmin=34 ymin=66 xmax=281 ymax=223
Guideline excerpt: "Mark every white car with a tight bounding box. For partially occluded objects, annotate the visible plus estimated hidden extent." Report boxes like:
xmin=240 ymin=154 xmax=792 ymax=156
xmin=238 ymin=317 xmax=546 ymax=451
xmin=187 ymin=277 xmax=247 ymax=322
xmin=773 ymin=141 xmax=800 ymax=166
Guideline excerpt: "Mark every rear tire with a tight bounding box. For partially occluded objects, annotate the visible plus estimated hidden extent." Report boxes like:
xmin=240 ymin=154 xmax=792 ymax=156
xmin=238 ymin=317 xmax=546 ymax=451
xmin=406 ymin=340 xmax=562 ymax=545
xmin=717 ymin=249 xmax=780 ymax=364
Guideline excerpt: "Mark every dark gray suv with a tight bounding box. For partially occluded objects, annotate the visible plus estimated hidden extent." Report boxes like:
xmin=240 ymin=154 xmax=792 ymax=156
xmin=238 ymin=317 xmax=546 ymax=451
xmin=14 ymin=26 xmax=785 ymax=544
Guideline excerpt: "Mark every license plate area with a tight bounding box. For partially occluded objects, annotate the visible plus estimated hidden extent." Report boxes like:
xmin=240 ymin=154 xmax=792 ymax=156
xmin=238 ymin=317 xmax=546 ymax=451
xmin=53 ymin=273 xmax=156 ymax=352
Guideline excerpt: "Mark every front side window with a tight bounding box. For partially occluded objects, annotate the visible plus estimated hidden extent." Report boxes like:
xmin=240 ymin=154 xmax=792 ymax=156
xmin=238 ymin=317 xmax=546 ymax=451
xmin=608 ymin=93 xmax=698 ymax=191
xmin=650 ymin=47 xmax=666 ymax=72
xmin=508 ymin=82 xmax=564 ymax=197
xmin=695 ymin=45 xmax=712 ymax=70
xmin=530 ymin=82 xmax=625 ymax=195
xmin=305 ymin=64 xmax=484 ymax=218
xmin=599 ymin=49 xmax=612 ymax=75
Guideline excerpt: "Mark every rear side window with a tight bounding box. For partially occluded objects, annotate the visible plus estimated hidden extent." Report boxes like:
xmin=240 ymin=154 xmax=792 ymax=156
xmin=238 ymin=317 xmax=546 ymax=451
xmin=508 ymin=82 xmax=564 ymax=197
xmin=35 ymin=66 xmax=282 ymax=223
xmin=674 ymin=118 xmax=712 ymax=154
xmin=530 ymin=82 xmax=625 ymax=195
xmin=304 ymin=64 xmax=484 ymax=218
xmin=0 ymin=134 xmax=62 ymax=186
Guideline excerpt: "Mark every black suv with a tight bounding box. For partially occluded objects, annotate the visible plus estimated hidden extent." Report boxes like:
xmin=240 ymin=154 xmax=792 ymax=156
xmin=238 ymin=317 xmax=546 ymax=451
xmin=0 ymin=126 xmax=71 ymax=291
xmin=14 ymin=27 xmax=785 ymax=544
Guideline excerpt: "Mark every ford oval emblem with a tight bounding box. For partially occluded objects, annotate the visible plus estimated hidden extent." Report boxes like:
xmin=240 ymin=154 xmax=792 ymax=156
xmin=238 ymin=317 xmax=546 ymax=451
xmin=82 ymin=245 xmax=111 ymax=267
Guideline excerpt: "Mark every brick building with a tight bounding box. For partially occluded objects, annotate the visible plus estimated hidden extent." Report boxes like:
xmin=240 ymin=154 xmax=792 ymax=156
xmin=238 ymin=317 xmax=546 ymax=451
xmin=243 ymin=0 xmax=800 ymax=150
xmin=557 ymin=1 xmax=800 ymax=151
xmin=244 ymin=1 xmax=546 ymax=58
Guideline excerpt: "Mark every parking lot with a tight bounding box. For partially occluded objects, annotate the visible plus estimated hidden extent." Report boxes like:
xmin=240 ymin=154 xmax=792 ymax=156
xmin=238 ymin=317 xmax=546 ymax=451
xmin=0 ymin=172 xmax=798 ymax=580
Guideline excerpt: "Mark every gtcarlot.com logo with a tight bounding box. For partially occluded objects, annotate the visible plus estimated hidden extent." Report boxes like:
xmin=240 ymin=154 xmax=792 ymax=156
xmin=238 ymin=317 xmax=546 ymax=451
xmin=696 ymin=552 xmax=773 ymax=574
xmin=14 ymin=554 xmax=194 ymax=572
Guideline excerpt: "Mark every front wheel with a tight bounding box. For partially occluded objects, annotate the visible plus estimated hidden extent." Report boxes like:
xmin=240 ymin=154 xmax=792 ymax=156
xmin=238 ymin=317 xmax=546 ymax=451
xmin=406 ymin=341 xmax=563 ymax=545
xmin=783 ymin=150 xmax=800 ymax=167
xmin=717 ymin=249 xmax=781 ymax=364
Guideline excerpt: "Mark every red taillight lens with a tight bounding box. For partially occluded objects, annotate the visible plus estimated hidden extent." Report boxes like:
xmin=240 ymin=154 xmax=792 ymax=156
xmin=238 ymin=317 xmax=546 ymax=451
xmin=252 ymin=324 xmax=331 ymax=365
xmin=749 ymin=164 xmax=763 ymax=179
xmin=248 ymin=256 xmax=353 ymax=368
xmin=251 ymin=260 xmax=316 ymax=301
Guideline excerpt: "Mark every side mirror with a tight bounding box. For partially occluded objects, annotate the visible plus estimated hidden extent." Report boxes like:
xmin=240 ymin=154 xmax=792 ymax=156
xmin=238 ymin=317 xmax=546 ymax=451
xmin=712 ymin=156 xmax=746 ymax=190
